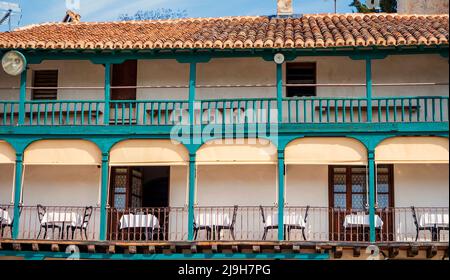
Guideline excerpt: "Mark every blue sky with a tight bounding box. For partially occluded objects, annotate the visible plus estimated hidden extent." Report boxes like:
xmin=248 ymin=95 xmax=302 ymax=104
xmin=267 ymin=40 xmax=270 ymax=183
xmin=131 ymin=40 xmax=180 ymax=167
xmin=1 ymin=0 xmax=356 ymax=31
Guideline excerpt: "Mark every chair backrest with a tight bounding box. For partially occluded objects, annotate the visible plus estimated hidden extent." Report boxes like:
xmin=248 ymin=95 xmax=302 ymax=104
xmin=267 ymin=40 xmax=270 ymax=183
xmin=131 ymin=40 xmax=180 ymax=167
xmin=83 ymin=206 xmax=93 ymax=225
xmin=410 ymin=206 xmax=419 ymax=227
xmin=304 ymin=206 xmax=310 ymax=223
xmin=259 ymin=206 xmax=266 ymax=224
xmin=37 ymin=204 xmax=46 ymax=223
xmin=230 ymin=205 xmax=239 ymax=226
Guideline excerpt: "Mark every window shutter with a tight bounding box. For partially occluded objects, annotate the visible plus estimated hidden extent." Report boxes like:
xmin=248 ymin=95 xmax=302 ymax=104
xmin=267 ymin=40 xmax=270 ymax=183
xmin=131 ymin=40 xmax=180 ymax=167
xmin=32 ymin=70 xmax=58 ymax=100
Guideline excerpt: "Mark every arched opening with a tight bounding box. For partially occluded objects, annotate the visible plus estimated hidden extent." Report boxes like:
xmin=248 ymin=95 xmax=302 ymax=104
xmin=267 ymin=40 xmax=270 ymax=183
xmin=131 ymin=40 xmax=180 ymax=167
xmin=0 ymin=141 xmax=16 ymax=238
xmin=375 ymin=136 xmax=449 ymax=242
xmin=21 ymin=140 xmax=102 ymax=240
xmin=195 ymin=138 xmax=277 ymax=240
xmin=108 ymin=139 xmax=189 ymax=241
xmin=284 ymin=137 xmax=376 ymax=242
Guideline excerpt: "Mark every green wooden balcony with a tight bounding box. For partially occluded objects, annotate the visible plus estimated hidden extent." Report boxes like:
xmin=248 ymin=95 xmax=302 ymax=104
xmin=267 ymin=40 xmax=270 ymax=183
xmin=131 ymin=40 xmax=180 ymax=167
xmin=0 ymin=96 xmax=448 ymax=127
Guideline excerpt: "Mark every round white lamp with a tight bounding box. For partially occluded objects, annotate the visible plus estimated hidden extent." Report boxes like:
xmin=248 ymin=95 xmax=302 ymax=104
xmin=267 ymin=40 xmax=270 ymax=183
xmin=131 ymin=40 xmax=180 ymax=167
xmin=2 ymin=51 xmax=27 ymax=76
xmin=274 ymin=53 xmax=285 ymax=64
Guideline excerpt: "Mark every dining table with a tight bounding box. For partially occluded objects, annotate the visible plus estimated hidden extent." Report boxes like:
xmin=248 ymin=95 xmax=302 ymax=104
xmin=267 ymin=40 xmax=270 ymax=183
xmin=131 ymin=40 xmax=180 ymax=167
xmin=41 ymin=212 xmax=82 ymax=239
xmin=418 ymin=213 xmax=449 ymax=241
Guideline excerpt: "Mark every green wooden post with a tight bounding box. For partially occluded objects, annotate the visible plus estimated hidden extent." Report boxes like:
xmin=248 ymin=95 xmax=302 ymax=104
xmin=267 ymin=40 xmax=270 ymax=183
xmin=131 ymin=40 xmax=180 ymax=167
xmin=187 ymin=153 xmax=196 ymax=241
xmin=12 ymin=153 xmax=23 ymax=239
xmin=189 ymin=62 xmax=197 ymax=127
xmin=99 ymin=152 xmax=109 ymax=241
xmin=277 ymin=150 xmax=285 ymax=241
xmin=276 ymin=63 xmax=283 ymax=123
xmin=365 ymin=58 xmax=373 ymax=123
xmin=368 ymin=150 xmax=376 ymax=242
xmin=104 ymin=63 xmax=111 ymax=125
xmin=18 ymin=69 xmax=27 ymax=125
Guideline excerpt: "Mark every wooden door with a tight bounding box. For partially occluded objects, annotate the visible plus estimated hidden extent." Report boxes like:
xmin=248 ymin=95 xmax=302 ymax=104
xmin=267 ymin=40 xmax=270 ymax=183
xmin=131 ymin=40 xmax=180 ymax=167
xmin=328 ymin=166 xmax=394 ymax=241
xmin=111 ymin=60 xmax=137 ymax=101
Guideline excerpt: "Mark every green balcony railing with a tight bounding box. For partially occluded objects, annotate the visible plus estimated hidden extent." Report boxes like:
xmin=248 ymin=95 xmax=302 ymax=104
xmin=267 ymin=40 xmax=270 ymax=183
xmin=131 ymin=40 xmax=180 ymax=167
xmin=0 ymin=96 xmax=448 ymax=127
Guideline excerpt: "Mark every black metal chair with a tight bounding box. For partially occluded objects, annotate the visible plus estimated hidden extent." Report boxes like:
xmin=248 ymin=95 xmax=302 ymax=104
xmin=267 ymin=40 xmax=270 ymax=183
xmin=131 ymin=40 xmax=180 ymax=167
xmin=66 ymin=206 xmax=93 ymax=240
xmin=260 ymin=206 xmax=310 ymax=241
xmin=216 ymin=205 xmax=238 ymax=240
xmin=193 ymin=209 xmax=212 ymax=240
xmin=37 ymin=204 xmax=62 ymax=239
xmin=285 ymin=206 xmax=310 ymax=241
xmin=411 ymin=206 xmax=449 ymax=242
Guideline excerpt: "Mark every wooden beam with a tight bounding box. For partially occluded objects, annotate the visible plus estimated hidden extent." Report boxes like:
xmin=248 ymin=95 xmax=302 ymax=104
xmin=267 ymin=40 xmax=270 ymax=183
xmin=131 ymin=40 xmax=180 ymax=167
xmin=274 ymin=245 xmax=281 ymax=253
xmin=190 ymin=245 xmax=197 ymax=254
xmin=292 ymin=245 xmax=300 ymax=254
xmin=407 ymin=246 xmax=419 ymax=258
xmin=426 ymin=246 xmax=437 ymax=259
xmin=12 ymin=243 xmax=21 ymax=251
xmin=31 ymin=243 xmax=39 ymax=252
xmin=51 ymin=244 xmax=59 ymax=252
xmin=211 ymin=245 xmax=218 ymax=254
xmin=108 ymin=245 xmax=115 ymax=254
xmin=353 ymin=246 xmax=361 ymax=257
xmin=128 ymin=246 xmax=137 ymax=254
xmin=148 ymin=245 xmax=156 ymax=254
xmin=87 ymin=245 xmax=96 ymax=254
xmin=231 ymin=245 xmax=239 ymax=253
xmin=170 ymin=245 xmax=177 ymax=254
xmin=252 ymin=246 xmax=261 ymax=253
xmin=388 ymin=247 xmax=399 ymax=259
xmin=333 ymin=247 xmax=343 ymax=259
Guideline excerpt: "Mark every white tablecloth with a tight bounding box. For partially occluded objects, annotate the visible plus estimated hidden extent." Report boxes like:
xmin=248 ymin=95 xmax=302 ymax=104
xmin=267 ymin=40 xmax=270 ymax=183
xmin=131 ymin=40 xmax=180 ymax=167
xmin=419 ymin=213 xmax=449 ymax=228
xmin=0 ymin=209 xmax=12 ymax=225
xmin=41 ymin=212 xmax=82 ymax=227
xmin=195 ymin=213 xmax=231 ymax=227
xmin=265 ymin=213 xmax=306 ymax=228
xmin=119 ymin=214 xmax=160 ymax=230
xmin=343 ymin=214 xmax=384 ymax=229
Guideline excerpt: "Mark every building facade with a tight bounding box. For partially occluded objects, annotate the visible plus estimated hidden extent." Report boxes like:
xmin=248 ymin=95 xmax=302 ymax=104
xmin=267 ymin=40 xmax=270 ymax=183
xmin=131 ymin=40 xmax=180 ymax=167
xmin=0 ymin=13 xmax=449 ymax=260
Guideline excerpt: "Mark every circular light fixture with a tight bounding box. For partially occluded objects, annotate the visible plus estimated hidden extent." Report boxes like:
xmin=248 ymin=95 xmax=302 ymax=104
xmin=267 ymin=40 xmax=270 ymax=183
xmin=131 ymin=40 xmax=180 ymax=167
xmin=2 ymin=51 xmax=27 ymax=76
xmin=274 ymin=53 xmax=285 ymax=64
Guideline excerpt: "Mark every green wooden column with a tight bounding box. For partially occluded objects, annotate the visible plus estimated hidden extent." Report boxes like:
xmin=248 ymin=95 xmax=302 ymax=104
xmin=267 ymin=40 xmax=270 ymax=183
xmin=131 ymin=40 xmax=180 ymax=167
xmin=276 ymin=63 xmax=283 ymax=123
xmin=187 ymin=153 xmax=196 ymax=241
xmin=103 ymin=63 xmax=111 ymax=125
xmin=12 ymin=153 xmax=24 ymax=239
xmin=368 ymin=150 xmax=376 ymax=242
xmin=277 ymin=150 xmax=285 ymax=241
xmin=18 ymin=68 xmax=27 ymax=125
xmin=99 ymin=152 xmax=109 ymax=241
xmin=365 ymin=58 xmax=373 ymax=123
xmin=189 ymin=62 xmax=197 ymax=127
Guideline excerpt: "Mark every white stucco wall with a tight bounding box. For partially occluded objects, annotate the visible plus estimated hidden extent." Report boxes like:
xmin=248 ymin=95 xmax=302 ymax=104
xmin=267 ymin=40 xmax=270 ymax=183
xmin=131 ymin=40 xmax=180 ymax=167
xmin=285 ymin=165 xmax=329 ymax=241
xmin=394 ymin=164 xmax=449 ymax=207
xmin=393 ymin=164 xmax=449 ymax=242
xmin=1 ymin=54 xmax=447 ymax=101
xmin=196 ymin=165 xmax=277 ymax=206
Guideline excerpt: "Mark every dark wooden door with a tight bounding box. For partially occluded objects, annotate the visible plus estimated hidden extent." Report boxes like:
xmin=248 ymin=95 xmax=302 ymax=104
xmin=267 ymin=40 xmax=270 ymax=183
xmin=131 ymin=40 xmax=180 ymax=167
xmin=329 ymin=166 xmax=394 ymax=241
xmin=111 ymin=60 xmax=137 ymax=101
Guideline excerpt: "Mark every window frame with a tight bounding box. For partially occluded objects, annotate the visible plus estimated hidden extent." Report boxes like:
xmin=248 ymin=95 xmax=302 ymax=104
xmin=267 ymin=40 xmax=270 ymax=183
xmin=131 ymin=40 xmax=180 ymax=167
xmin=31 ymin=69 xmax=59 ymax=100
xmin=285 ymin=62 xmax=317 ymax=98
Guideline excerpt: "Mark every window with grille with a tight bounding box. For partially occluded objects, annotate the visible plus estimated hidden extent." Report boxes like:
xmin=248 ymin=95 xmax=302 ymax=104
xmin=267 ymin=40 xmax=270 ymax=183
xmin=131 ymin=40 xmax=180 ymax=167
xmin=286 ymin=62 xmax=316 ymax=97
xmin=32 ymin=70 xmax=58 ymax=100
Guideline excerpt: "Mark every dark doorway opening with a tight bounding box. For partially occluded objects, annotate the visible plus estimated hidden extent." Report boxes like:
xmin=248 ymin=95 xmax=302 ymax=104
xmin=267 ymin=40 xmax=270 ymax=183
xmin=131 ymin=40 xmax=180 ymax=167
xmin=108 ymin=166 xmax=170 ymax=241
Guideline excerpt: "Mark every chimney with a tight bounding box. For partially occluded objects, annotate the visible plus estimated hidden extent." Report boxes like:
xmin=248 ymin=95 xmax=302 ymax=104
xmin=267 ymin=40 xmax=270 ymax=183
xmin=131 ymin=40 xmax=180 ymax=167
xmin=397 ymin=0 xmax=449 ymax=14
xmin=62 ymin=10 xmax=81 ymax=23
xmin=277 ymin=0 xmax=293 ymax=16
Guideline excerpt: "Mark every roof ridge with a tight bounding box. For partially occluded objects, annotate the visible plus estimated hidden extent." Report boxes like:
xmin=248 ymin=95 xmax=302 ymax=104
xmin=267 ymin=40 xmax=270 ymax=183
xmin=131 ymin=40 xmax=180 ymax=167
xmin=11 ymin=13 xmax=449 ymax=32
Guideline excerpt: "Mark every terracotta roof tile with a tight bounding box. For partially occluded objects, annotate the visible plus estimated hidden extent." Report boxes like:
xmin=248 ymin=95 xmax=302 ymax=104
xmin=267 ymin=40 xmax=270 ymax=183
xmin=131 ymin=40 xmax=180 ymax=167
xmin=0 ymin=14 xmax=448 ymax=51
